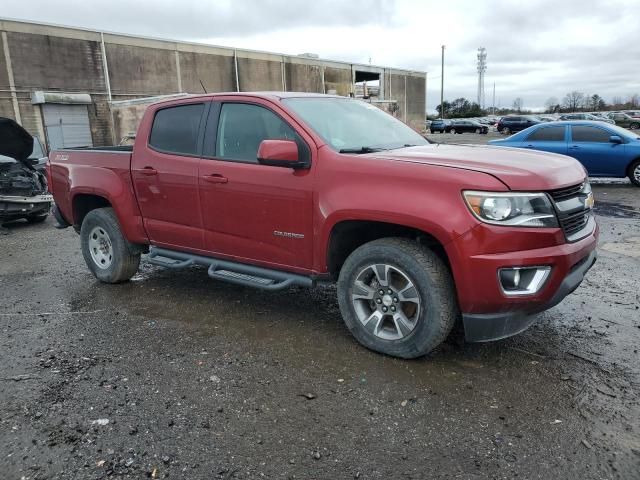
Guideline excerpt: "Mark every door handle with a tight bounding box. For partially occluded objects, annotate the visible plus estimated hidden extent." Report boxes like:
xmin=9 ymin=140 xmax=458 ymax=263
xmin=569 ymin=145 xmax=580 ymax=149
xmin=524 ymin=144 xmax=535 ymax=148
xmin=139 ymin=166 xmax=158 ymax=176
xmin=202 ymin=174 xmax=228 ymax=184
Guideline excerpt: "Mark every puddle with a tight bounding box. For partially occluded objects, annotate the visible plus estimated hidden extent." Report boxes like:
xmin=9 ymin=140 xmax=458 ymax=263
xmin=594 ymin=201 xmax=640 ymax=219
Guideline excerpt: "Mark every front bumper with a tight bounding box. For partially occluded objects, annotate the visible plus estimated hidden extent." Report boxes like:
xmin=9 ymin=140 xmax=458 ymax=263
xmin=0 ymin=194 xmax=53 ymax=220
xmin=463 ymin=249 xmax=597 ymax=342
xmin=446 ymin=219 xmax=598 ymax=343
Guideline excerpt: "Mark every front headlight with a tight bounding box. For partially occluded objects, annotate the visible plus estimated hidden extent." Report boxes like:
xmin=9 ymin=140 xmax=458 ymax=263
xmin=463 ymin=191 xmax=559 ymax=227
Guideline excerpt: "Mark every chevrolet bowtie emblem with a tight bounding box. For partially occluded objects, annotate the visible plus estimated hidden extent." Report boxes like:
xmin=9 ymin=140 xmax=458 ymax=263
xmin=585 ymin=192 xmax=595 ymax=209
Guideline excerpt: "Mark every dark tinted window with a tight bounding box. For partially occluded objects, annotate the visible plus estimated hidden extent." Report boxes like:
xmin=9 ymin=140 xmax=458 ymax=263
xmin=216 ymin=103 xmax=297 ymax=162
xmin=571 ymin=126 xmax=611 ymax=143
xmin=506 ymin=117 xmax=521 ymax=122
xmin=526 ymin=126 xmax=565 ymax=142
xmin=149 ymin=103 xmax=204 ymax=155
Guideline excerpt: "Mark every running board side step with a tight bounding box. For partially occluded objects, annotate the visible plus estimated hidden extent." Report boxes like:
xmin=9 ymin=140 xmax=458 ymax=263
xmin=147 ymin=247 xmax=314 ymax=291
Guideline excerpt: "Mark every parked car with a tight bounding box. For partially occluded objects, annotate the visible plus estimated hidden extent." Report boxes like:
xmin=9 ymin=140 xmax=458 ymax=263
xmin=429 ymin=119 xmax=452 ymax=133
xmin=623 ymin=110 xmax=640 ymax=119
xmin=606 ymin=112 xmax=640 ymax=130
xmin=448 ymin=120 xmax=488 ymax=134
xmin=537 ymin=116 xmax=557 ymax=123
xmin=48 ymin=93 xmax=597 ymax=359
xmin=496 ymin=115 xmax=540 ymax=134
xmin=558 ymin=113 xmax=615 ymax=124
xmin=488 ymin=120 xmax=640 ymax=186
xmin=0 ymin=118 xmax=52 ymax=226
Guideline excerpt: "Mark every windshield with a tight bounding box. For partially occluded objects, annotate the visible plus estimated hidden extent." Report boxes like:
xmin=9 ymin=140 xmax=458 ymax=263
xmin=283 ymin=97 xmax=428 ymax=152
xmin=607 ymin=124 xmax=640 ymax=139
xmin=28 ymin=136 xmax=44 ymax=159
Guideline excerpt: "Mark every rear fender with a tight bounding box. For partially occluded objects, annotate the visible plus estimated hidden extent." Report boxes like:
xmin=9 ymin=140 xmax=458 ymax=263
xmin=66 ymin=165 xmax=148 ymax=244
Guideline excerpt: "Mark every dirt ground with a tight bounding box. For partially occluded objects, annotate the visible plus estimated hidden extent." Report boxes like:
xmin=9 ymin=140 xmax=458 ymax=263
xmin=1 ymin=166 xmax=639 ymax=478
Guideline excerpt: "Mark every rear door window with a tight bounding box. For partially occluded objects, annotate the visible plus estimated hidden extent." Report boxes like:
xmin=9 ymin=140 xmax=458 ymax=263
xmin=149 ymin=103 xmax=205 ymax=156
xmin=571 ymin=126 xmax=611 ymax=143
xmin=526 ymin=126 xmax=565 ymax=142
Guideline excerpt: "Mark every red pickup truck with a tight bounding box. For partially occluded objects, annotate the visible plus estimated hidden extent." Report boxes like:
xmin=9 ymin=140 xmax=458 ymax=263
xmin=48 ymin=93 xmax=598 ymax=358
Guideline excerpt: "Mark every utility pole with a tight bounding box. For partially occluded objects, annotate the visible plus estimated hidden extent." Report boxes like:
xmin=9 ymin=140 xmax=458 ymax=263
xmin=492 ymin=82 xmax=496 ymax=115
xmin=440 ymin=45 xmax=445 ymax=119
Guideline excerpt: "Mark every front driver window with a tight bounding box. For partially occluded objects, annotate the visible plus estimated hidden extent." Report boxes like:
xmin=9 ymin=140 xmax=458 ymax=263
xmin=216 ymin=103 xmax=297 ymax=162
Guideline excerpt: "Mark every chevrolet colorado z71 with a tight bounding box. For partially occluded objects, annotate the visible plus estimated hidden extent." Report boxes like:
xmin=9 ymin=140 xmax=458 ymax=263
xmin=47 ymin=93 xmax=598 ymax=358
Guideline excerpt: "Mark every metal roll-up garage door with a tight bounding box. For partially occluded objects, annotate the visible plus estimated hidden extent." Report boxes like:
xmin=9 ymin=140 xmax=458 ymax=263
xmin=42 ymin=104 xmax=93 ymax=150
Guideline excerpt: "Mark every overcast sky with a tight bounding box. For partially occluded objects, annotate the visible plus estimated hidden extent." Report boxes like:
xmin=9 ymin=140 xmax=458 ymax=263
xmin=3 ymin=0 xmax=639 ymax=112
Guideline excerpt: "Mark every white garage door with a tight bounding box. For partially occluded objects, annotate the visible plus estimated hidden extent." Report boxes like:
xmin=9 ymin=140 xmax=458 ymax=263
xmin=42 ymin=104 xmax=93 ymax=150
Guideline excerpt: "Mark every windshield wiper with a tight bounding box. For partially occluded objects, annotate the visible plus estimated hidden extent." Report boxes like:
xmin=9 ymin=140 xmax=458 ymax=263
xmin=339 ymin=146 xmax=387 ymax=154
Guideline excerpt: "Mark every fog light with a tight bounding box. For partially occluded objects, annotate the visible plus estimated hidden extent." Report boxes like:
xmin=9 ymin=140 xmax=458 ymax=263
xmin=498 ymin=266 xmax=551 ymax=296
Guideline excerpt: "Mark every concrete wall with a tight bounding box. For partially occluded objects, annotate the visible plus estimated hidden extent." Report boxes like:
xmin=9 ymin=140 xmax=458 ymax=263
xmin=324 ymin=67 xmax=352 ymax=96
xmin=178 ymin=50 xmax=235 ymax=93
xmin=406 ymin=75 xmax=426 ymax=130
xmin=0 ymin=18 xmax=427 ymax=149
xmin=286 ymin=62 xmax=323 ymax=93
xmin=106 ymin=43 xmax=177 ymax=96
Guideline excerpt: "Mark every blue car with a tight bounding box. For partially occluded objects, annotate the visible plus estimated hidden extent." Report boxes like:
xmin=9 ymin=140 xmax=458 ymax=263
xmin=489 ymin=121 xmax=640 ymax=186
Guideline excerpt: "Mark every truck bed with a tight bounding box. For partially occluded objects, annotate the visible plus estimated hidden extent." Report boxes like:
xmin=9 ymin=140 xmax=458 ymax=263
xmin=48 ymin=147 xmax=138 ymax=234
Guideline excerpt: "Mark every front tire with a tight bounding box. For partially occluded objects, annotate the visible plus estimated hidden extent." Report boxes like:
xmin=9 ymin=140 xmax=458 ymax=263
xmin=337 ymin=238 xmax=459 ymax=358
xmin=630 ymin=123 xmax=640 ymax=130
xmin=629 ymin=159 xmax=640 ymax=187
xmin=501 ymin=127 xmax=511 ymax=135
xmin=80 ymin=207 xmax=140 ymax=283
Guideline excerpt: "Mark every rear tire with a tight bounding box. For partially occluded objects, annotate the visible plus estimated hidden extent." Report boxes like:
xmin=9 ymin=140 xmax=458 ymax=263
xmin=475 ymin=128 xmax=481 ymax=134
xmin=630 ymin=123 xmax=640 ymax=130
xmin=337 ymin=238 xmax=459 ymax=359
xmin=628 ymin=159 xmax=640 ymax=187
xmin=80 ymin=207 xmax=140 ymax=283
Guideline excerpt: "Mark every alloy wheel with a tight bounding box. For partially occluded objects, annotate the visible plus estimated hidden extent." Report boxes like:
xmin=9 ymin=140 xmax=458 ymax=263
xmin=350 ymin=264 xmax=422 ymax=341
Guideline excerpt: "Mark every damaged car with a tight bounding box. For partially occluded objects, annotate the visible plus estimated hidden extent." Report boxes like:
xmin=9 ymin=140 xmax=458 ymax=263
xmin=0 ymin=117 xmax=52 ymax=227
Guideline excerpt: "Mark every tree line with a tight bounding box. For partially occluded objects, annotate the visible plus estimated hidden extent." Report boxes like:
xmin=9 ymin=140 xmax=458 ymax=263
xmin=544 ymin=92 xmax=639 ymax=113
xmin=433 ymin=92 xmax=640 ymax=118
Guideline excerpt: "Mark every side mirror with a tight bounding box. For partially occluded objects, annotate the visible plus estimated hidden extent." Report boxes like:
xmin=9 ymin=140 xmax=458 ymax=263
xmin=257 ymin=139 xmax=306 ymax=169
xmin=609 ymin=135 xmax=623 ymax=144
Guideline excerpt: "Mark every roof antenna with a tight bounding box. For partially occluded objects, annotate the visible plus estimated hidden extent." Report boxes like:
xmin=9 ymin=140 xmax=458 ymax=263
xmin=199 ymin=79 xmax=208 ymax=93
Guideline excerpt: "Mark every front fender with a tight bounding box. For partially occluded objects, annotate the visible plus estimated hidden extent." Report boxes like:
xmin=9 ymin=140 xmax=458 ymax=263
xmin=313 ymin=154 xmax=508 ymax=273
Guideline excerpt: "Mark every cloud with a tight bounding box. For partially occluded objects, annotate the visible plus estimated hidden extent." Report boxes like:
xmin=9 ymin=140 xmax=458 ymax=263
xmin=2 ymin=0 xmax=639 ymax=111
xmin=2 ymin=0 xmax=396 ymax=38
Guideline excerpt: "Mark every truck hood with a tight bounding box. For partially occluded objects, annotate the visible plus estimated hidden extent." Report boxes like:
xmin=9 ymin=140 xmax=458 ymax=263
xmin=0 ymin=117 xmax=34 ymax=168
xmin=371 ymin=144 xmax=586 ymax=191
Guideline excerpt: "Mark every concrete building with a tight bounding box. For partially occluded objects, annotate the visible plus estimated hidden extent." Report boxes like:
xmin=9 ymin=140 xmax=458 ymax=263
xmin=0 ymin=18 xmax=427 ymax=151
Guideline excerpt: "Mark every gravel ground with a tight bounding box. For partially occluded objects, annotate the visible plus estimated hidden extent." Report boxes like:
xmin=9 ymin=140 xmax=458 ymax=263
xmin=1 ymin=171 xmax=639 ymax=478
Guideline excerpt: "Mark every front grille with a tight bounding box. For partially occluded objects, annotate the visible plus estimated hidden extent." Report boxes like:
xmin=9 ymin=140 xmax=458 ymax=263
xmin=559 ymin=209 xmax=590 ymax=237
xmin=548 ymin=182 xmax=593 ymax=241
xmin=549 ymin=183 xmax=584 ymax=201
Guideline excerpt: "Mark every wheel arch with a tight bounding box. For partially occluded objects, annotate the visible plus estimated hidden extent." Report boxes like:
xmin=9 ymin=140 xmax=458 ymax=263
xmin=72 ymin=193 xmax=112 ymax=228
xmin=325 ymin=219 xmax=451 ymax=279
xmin=626 ymin=156 xmax=640 ymax=183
